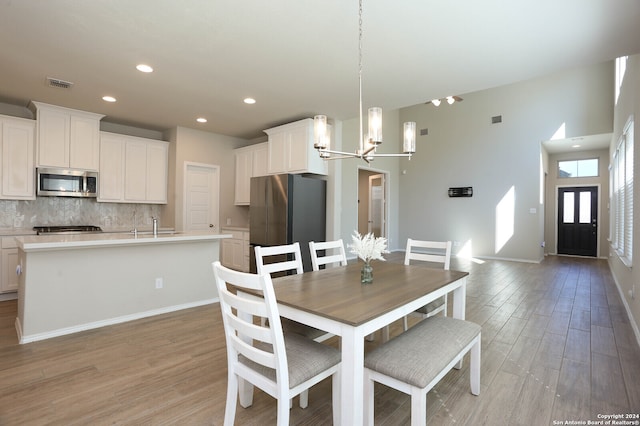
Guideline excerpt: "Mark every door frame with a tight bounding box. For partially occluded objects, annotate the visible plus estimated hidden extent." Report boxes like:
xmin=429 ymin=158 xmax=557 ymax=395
xmin=182 ymin=161 xmax=220 ymax=232
xmin=357 ymin=166 xmax=389 ymax=241
xmin=554 ymin=183 xmax=601 ymax=257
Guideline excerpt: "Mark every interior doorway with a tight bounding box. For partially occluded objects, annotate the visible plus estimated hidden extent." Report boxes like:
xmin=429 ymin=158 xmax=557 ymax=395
xmin=358 ymin=168 xmax=388 ymax=238
xmin=183 ymin=162 xmax=220 ymax=232
xmin=557 ymin=185 xmax=598 ymax=256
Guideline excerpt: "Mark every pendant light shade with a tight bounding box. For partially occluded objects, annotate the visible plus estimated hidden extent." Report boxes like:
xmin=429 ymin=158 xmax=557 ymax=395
xmin=403 ymin=121 xmax=416 ymax=154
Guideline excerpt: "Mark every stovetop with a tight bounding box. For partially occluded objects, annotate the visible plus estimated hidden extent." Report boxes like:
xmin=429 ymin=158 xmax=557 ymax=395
xmin=33 ymin=225 xmax=103 ymax=235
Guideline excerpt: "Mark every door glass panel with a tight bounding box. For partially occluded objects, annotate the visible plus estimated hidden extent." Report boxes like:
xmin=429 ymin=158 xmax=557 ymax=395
xmin=563 ymin=192 xmax=575 ymax=223
xmin=579 ymin=191 xmax=591 ymax=223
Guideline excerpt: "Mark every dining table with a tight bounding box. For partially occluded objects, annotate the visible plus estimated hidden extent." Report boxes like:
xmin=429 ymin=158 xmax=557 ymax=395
xmin=249 ymin=260 xmax=469 ymax=425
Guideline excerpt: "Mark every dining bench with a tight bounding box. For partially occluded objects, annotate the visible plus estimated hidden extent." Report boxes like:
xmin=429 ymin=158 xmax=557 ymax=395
xmin=364 ymin=316 xmax=481 ymax=425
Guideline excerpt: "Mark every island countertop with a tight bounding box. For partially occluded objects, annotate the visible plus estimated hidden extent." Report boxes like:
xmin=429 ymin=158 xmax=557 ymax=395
xmin=15 ymin=231 xmax=231 ymax=252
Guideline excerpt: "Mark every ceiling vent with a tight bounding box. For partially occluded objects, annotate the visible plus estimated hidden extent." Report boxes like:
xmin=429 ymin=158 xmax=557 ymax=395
xmin=46 ymin=77 xmax=74 ymax=90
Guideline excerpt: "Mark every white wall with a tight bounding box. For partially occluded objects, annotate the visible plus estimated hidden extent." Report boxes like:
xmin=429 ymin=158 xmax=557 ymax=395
xmin=396 ymin=61 xmax=614 ymax=262
xmin=608 ymin=54 xmax=640 ymax=341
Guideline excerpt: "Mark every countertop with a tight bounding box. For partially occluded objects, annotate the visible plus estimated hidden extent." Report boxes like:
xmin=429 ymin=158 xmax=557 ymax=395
xmin=15 ymin=231 xmax=231 ymax=252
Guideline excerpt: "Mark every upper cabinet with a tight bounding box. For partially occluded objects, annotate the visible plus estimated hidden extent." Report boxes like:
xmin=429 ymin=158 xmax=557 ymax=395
xmin=234 ymin=142 xmax=268 ymax=205
xmin=99 ymin=132 xmax=169 ymax=204
xmin=30 ymin=101 xmax=104 ymax=170
xmin=264 ymin=118 xmax=327 ymax=176
xmin=0 ymin=115 xmax=35 ymax=200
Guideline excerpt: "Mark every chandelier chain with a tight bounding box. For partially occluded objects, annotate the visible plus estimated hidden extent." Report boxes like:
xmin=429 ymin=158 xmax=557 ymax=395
xmin=358 ymin=0 xmax=364 ymax=153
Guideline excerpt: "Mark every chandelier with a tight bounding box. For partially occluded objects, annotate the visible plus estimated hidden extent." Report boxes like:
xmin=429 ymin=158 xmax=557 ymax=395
xmin=313 ymin=0 xmax=416 ymax=163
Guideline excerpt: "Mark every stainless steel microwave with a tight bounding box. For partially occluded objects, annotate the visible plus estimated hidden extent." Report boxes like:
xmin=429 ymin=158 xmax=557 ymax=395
xmin=36 ymin=168 xmax=98 ymax=197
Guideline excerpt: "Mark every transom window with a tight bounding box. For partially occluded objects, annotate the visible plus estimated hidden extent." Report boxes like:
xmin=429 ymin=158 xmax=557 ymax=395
xmin=558 ymin=159 xmax=599 ymax=178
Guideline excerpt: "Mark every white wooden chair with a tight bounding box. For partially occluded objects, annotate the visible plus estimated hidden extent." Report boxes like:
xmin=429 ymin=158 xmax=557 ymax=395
xmin=212 ymin=261 xmax=341 ymax=426
xmin=309 ymin=239 xmax=348 ymax=271
xmin=364 ymin=316 xmax=481 ymax=426
xmin=402 ymin=239 xmax=452 ymax=330
xmin=254 ymin=242 xmax=334 ymax=408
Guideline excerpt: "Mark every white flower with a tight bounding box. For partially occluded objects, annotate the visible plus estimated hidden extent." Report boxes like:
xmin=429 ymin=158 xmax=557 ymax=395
xmin=348 ymin=231 xmax=389 ymax=263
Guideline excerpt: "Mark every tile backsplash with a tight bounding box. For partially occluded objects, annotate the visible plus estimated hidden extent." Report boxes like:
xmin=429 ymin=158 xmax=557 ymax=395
xmin=0 ymin=198 xmax=161 ymax=230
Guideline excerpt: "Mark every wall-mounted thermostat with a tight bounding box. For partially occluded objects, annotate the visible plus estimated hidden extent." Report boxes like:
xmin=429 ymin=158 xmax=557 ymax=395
xmin=448 ymin=187 xmax=473 ymax=197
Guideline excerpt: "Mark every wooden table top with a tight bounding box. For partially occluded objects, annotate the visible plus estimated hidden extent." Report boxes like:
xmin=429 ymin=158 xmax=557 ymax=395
xmin=270 ymin=262 xmax=468 ymax=327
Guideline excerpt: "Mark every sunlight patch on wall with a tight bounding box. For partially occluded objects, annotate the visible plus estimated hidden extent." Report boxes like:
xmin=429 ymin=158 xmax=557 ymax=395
xmin=456 ymin=239 xmax=485 ymax=264
xmin=550 ymin=123 xmax=566 ymax=140
xmin=495 ymin=186 xmax=515 ymax=253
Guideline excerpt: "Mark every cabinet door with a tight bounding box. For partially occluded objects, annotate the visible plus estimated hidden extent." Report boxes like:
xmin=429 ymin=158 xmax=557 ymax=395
xmin=287 ymin=124 xmax=310 ymax=172
xmin=1 ymin=117 xmax=35 ymax=200
xmin=145 ymin=141 xmax=168 ymax=203
xmin=252 ymin=143 xmax=268 ymax=177
xmin=124 ymin=140 xmax=148 ymax=202
xmin=69 ymin=115 xmax=100 ymax=170
xmin=1 ymin=248 xmax=19 ymax=293
xmin=267 ymin=131 xmax=287 ymax=174
xmin=37 ymin=107 xmax=69 ymax=167
xmin=98 ymin=133 xmax=125 ymax=202
xmin=234 ymin=149 xmax=252 ymax=205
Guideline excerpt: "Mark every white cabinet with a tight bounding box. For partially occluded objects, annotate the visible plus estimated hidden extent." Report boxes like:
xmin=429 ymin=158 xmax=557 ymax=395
xmin=99 ymin=132 xmax=169 ymax=204
xmin=1 ymin=237 xmax=20 ymax=294
xmin=265 ymin=118 xmax=327 ymax=175
xmin=221 ymin=228 xmax=250 ymax=271
xmin=31 ymin=102 xmax=104 ymax=170
xmin=0 ymin=115 xmax=35 ymax=200
xmin=234 ymin=142 xmax=268 ymax=205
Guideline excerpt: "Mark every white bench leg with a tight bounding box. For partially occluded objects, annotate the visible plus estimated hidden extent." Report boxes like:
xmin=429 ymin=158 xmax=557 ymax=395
xmin=470 ymin=334 xmax=481 ymax=395
xmin=410 ymin=387 xmax=427 ymax=426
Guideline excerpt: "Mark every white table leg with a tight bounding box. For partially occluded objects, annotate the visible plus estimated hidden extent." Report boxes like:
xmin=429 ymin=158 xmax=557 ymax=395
xmin=340 ymin=326 xmax=364 ymax=426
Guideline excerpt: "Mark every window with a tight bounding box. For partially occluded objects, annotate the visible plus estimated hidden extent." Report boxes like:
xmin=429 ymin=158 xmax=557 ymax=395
xmin=615 ymin=56 xmax=628 ymax=105
xmin=612 ymin=116 xmax=634 ymax=265
xmin=558 ymin=159 xmax=599 ymax=178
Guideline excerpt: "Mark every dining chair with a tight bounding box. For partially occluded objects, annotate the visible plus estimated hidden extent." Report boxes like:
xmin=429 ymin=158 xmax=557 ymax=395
xmin=309 ymin=239 xmax=348 ymax=271
xmin=402 ymin=238 xmax=453 ymax=330
xmin=254 ymin=242 xmax=335 ymax=408
xmin=364 ymin=316 xmax=481 ymax=426
xmin=212 ymin=261 xmax=341 ymax=426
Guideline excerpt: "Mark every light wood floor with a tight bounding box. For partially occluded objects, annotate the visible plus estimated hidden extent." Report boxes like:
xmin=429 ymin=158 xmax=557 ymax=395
xmin=1 ymin=255 xmax=639 ymax=425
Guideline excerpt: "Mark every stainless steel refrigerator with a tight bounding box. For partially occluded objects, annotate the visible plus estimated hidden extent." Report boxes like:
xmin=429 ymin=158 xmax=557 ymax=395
xmin=249 ymin=174 xmax=326 ymax=273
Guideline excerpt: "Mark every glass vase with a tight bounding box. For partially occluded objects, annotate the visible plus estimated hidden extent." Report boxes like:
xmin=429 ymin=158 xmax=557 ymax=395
xmin=361 ymin=261 xmax=373 ymax=284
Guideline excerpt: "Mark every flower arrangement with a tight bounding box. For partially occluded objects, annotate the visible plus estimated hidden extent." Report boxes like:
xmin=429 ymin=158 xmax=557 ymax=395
xmin=348 ymin=231 xmax=389 ymax=264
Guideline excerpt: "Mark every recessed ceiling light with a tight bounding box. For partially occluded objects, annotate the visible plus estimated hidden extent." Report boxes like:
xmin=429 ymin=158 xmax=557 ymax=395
xmin=572 ymin=144 xmax=581 ymax=148
xmin=196 ymin=117 xmax=207 ymax=123
xmin=102 ymin=96 xmax=117 ymax=103
xmin=136 ymin=64 xmax=153 ymax=73
xmin=244 ymin=98 xmax=256 ymax=104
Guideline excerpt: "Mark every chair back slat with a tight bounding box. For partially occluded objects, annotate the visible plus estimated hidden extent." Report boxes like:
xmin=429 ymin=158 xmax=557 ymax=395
xmin=309 ymin=239 xmax=347 ymax=271
xmin=255 ymin=242 xmax=304 ymax=276
xmin=404 ymin=238 xmax=452 ymax=270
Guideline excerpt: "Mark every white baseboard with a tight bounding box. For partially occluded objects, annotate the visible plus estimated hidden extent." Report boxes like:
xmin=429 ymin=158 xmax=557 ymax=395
xmin=16 ymin=298 xmax=220 ymax=344
xmin=608 ymin=265 xmax=640 ymax=349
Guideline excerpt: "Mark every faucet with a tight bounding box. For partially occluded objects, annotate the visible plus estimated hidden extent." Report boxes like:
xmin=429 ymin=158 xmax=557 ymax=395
xmin=132 ymin=211 xmax=138 ymax=237
xmin=152 ymin=217 xmax=158 ymax=236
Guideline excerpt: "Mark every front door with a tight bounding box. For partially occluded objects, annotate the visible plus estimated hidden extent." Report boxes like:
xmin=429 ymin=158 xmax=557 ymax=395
xmin=557 ymin=186 xmax=598 ymax=256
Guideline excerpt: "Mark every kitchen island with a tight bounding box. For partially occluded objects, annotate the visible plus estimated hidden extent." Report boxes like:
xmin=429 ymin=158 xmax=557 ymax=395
xmin=14 ymin=231 xmax=229 ymax=343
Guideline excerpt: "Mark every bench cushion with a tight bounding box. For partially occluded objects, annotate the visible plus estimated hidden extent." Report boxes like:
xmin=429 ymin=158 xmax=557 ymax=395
xmin=365 ymin=316 xmax=481 ymax=388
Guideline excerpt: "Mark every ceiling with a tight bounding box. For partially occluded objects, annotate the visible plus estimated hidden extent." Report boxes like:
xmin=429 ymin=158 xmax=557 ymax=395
xmin=542 ymin=133 xmax=613 ymax=154
xmin=1 ymin=0 xmax=639 ymax=141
